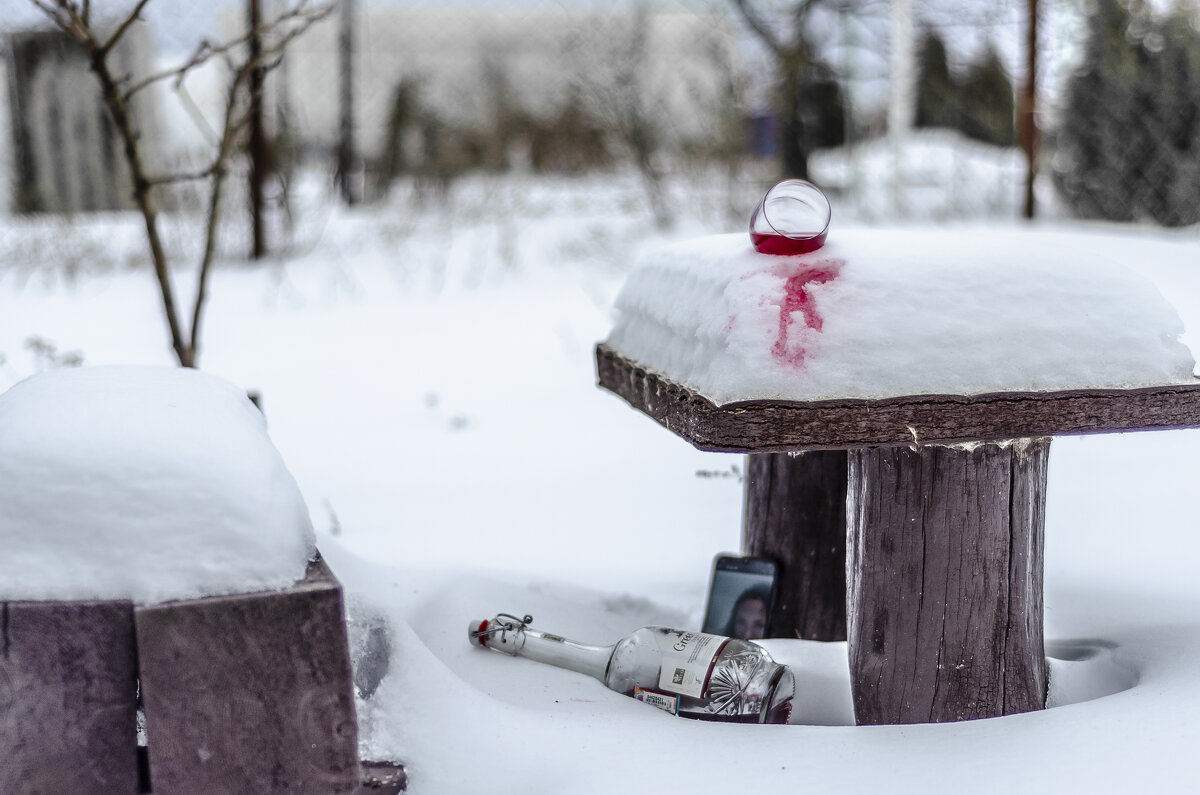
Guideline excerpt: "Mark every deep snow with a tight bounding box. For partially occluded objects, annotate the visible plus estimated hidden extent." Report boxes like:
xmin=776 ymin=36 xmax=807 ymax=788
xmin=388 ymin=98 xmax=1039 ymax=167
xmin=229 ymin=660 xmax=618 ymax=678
xmin=2 ymin=167 xmax=1200 ymax=793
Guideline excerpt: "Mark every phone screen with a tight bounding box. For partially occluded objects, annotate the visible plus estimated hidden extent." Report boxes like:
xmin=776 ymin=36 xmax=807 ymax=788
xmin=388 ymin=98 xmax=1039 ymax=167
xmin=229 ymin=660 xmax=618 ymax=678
xmin=701 ymin=555 xmax=778 ymax=639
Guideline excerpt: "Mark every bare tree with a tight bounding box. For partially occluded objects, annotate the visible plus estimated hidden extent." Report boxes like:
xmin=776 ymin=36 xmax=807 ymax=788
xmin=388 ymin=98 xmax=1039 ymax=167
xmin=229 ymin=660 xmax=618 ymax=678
xmin=336 ymin=0 xmax=357 ymax=205
xmin=248 ymin=0 xmax=268 ymax=258
xmin=29 ymin=0 xmax=331 ymax=368
xmin=1019 ymin=0 xmax=1038 ymax=219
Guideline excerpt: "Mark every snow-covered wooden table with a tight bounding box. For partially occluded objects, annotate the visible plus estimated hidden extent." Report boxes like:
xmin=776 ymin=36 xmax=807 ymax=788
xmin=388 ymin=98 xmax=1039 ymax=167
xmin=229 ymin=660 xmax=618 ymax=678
xmin=594 ymin=228 xmax=1200 ymax=725
xmin=597 ymin=343 xmax=1200 ymax=724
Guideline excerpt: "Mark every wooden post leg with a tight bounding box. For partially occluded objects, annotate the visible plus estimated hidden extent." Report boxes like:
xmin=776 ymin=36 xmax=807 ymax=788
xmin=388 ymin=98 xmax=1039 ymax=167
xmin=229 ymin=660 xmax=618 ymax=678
xmin=743 ymin=451 xmax=848 ymax=641
xmin=847 ymin=439 xmax=1049 ymax=724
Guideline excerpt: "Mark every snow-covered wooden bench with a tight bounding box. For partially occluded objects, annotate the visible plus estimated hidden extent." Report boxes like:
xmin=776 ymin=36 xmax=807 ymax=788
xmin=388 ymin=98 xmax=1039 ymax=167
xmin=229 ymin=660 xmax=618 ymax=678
xmin=0 ymin=557 xmax=381 ymax=793
xmin=596 ymin=229 xmax=1200 ymax=725
xmin=0 ymin=367 xmax=405 ymax=792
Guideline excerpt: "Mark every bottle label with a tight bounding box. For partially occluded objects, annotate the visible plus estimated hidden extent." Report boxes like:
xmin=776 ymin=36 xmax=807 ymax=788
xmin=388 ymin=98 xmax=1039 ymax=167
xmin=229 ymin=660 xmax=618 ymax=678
xmin=653 ymin=630 xmax=725 ymax=698
xmin=634 ymin=687 xmax=679 ymax=715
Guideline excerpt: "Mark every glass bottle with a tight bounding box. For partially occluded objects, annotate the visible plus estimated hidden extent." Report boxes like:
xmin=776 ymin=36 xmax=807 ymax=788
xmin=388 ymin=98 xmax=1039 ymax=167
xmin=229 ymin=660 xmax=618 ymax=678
xmin=468 ymin=613 xmax=794 ymax=724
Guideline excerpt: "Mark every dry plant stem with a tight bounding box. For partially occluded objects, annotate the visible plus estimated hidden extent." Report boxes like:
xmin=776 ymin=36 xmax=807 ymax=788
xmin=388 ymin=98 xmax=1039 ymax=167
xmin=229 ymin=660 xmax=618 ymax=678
xmin=190 ymin=81 xmax=245 ymax=357
xmin=190 ymin=5 xmax=334 ymax=355
xmin=30 ymin=0 xmax=333 ymax=368
xmin=33 ymin=0 xmax=193 ymax=365
xmin=96 ymin=53 xmax=194 ymax=366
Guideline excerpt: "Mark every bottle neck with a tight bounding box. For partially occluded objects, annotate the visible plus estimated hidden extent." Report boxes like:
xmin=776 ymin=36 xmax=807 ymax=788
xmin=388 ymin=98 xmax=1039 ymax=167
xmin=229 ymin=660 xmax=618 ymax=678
xmin=513 ymin=628 xmax=613 ymax=682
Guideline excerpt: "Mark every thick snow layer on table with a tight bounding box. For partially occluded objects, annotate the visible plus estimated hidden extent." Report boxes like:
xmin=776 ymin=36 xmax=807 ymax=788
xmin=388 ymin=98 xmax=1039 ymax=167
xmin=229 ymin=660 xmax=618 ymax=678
xmin=0 ymin=366 xmax=316 ymax=603
xmin=606 ymin=230 xmax=1197 ymax=404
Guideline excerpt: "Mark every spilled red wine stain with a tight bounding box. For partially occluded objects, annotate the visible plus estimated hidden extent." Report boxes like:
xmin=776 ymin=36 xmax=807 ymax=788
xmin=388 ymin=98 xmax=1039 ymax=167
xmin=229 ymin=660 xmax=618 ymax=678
xmin=772 ymin=259 xmax=844 ymax=368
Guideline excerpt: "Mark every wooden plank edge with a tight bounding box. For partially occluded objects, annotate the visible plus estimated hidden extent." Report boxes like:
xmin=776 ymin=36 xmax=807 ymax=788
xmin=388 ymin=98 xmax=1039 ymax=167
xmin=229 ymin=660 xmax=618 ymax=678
xmin=595 ymin=343 xmax=1200 ymax=452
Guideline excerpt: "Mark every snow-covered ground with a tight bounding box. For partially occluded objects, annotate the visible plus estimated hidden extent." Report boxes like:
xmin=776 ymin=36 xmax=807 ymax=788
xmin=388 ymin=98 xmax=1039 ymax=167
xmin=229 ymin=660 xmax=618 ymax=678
xmin=3 ymin=164 xmax=1200 ymax=793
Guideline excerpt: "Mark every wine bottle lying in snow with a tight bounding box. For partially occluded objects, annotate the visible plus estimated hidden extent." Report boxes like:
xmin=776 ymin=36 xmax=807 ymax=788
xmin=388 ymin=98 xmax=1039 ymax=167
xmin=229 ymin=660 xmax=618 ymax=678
xmin=468 ymin=613 xmax=794 ymax=724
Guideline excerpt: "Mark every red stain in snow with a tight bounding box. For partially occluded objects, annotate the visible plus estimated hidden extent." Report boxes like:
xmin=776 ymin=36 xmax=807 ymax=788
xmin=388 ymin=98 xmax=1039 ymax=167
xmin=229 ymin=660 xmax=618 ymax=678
xmin=772 ymin=259 xmax=844 ymax=368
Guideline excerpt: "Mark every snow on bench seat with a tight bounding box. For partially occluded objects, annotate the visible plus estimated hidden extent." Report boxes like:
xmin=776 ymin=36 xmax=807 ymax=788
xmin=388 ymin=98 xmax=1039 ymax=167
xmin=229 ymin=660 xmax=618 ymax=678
xmin=0 ymin=365 xmax=315 ymax=604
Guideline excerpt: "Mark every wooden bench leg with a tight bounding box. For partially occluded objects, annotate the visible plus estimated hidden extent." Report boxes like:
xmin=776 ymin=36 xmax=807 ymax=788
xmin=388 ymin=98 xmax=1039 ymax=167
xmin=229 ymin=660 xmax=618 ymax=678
xmin=847 ymin=439 xmax=1049 ymax=724
xmin=743 ymin=450 xmax=848 ymax=641
xmin=135 ymin=556 xmax=361 ymax=794
xmin=0 ymin=600 xmax=139 ymax=793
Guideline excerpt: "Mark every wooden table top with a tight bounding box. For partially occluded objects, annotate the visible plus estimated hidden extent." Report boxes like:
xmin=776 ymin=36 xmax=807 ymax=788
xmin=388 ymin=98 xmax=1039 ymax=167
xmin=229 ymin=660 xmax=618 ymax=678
xmin=596 ymin=343 xmax=1200 ymax=453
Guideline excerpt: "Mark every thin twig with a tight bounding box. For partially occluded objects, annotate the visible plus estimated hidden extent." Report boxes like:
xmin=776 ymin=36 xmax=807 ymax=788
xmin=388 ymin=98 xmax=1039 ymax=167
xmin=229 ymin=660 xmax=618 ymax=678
xmin=188 ymin=2 xmax=331 ymax=357
xmin=123 ymin=2 xmax=332 ymax=100
xmin=145 ymin=165 xmax=219 ymax=186
xmin=100 ymin=0 xmax=153 ymax=55
xmin=29 ymin=0 xmax=78 ymax=39
xmin=123 ymin=39 xmax=217 ymax=98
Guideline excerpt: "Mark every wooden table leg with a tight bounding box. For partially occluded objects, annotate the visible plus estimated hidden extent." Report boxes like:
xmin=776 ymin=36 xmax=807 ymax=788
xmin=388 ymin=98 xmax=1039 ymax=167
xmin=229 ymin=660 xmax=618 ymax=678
xmin=847 ymin=439 xmax=1049 ymax=724
xmin=743 ymin=450 xmax=848 ymax=641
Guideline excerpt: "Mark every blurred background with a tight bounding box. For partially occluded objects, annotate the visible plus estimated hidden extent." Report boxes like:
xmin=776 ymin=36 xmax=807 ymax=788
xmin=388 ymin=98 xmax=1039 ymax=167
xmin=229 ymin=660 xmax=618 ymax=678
xmin=3 ymin=0 xmax=1199 ymax=234
xmin=2 ymin=0 xmax=1199 ymax=387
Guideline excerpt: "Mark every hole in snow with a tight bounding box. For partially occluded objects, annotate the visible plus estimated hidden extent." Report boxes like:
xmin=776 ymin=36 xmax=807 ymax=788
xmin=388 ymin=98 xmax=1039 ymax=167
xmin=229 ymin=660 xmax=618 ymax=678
xmin=1046 ymin=638 xmax=1139 ymax=709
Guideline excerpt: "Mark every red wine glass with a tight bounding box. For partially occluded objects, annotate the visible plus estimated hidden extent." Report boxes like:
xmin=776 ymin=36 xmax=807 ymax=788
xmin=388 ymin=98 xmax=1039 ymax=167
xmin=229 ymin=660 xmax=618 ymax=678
xmin=749 ymin=179 xmax=831 ymax=255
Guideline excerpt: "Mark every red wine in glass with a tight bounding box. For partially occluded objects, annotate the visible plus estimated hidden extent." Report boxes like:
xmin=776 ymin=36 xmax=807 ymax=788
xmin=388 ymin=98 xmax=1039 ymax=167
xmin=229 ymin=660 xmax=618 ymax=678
xmin=750 ymin=180 xmax=831 ymax=255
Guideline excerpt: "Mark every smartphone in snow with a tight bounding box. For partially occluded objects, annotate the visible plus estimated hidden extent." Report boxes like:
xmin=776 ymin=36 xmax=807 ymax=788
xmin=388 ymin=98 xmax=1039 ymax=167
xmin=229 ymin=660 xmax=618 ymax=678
xmin=701 ymin=554 xmax=778 ymax=640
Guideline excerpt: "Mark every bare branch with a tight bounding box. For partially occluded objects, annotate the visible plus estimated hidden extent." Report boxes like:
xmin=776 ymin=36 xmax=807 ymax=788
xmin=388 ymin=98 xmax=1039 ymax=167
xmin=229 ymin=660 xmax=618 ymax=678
xmin=123 ymin=1 xmax=333 ymax=100
xmin=29 ymin=0 xmax=64 ymax=20
xmin=145 ymin=165 xmax=218 ymax=186
xmin=188 ymin=1 xmax=331 ymax=357
xmin=123 ymin=39 xmax=219 ymax=99
xmin=259 ymin=2 xmax=335 ymax=62
xmin=30 ymin=0 xmax=86 ymax=42
xmin=100 ymin=0 xmax=153 ymax=55
xmin=29 ymin=0 xmax=334 ymax=367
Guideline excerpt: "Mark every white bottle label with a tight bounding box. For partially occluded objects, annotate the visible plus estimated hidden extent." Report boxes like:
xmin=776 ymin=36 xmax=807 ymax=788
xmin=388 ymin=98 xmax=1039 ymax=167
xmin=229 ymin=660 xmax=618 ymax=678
xmin=634 ymin=687 xmax=679 ymax=715
xmin=654 ymin=630 xmax=724 ymax=698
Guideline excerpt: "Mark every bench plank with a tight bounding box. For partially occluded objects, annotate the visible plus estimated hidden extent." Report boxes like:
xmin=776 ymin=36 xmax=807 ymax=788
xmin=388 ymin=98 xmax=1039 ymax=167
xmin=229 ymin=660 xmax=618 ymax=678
xmin=135 ymin=556 xmax=360 ymax=794
xmin=0 ymin=600 xmax=139 ymax=793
